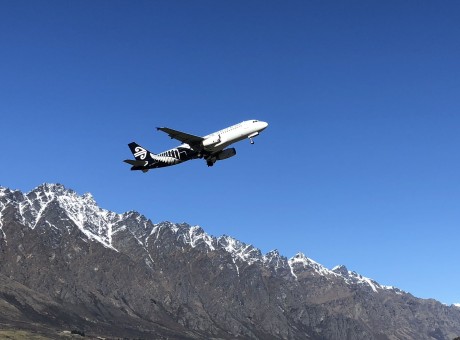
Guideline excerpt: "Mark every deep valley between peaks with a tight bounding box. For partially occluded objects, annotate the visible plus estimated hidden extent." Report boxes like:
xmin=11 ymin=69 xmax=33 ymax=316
xmin=0 ymin=183 xmax=459 ymax=340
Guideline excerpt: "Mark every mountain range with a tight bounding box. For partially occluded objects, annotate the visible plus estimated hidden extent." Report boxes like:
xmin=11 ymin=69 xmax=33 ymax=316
xmin=0 ymin=183 xmax=459 ymax=339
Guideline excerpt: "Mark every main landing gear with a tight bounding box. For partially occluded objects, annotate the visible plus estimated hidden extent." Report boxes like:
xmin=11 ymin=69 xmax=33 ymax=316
xmin=205 ymin=154 xmax=216 ymax=167
xmin=249 ymin=137 xmax=255 ymax=144
xmin=201 ymin=152 xmax=214 ymax=166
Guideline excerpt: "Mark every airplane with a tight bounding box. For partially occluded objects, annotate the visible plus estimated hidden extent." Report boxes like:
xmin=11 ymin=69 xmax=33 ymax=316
xmin=124 ymin=119 xmax=268 ymax=172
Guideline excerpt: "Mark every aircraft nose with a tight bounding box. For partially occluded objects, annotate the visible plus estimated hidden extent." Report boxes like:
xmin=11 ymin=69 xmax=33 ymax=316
xmin=260 ymin=121 xmax=268 ymax=130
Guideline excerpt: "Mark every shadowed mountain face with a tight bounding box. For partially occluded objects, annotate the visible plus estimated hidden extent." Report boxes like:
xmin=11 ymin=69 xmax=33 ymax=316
xmin=0 ymin=184 xmax=459 ymax=339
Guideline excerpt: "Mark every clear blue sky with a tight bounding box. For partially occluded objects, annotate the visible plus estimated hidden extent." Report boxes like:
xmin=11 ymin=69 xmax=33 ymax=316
xmin=1 ymin=1 xmax=459 ymax=304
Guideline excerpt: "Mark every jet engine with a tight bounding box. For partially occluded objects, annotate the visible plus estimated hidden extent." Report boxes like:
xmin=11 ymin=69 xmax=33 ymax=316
xmin=216 ymin=148 xmax=236 ymax=160
xmin=202 ymin=135 xmax=221 ymax=148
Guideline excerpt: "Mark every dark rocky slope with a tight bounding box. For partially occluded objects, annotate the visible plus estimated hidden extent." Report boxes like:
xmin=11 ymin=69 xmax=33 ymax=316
xmin=0 ymin=184 xmax=459 ymax=339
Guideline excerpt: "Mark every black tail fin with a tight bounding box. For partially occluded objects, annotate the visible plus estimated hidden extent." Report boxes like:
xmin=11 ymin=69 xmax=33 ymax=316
xmin=128 ymin=142 xmax=155 ymax=161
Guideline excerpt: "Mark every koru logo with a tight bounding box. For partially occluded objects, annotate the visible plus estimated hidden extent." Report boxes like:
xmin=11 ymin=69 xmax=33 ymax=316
xmin=134 ymin=147 xmax=147 ymax=160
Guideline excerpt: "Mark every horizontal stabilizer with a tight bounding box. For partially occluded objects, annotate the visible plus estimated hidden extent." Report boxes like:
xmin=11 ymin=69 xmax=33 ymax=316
xmin=123 ymin=159 xmax=148 ymax=167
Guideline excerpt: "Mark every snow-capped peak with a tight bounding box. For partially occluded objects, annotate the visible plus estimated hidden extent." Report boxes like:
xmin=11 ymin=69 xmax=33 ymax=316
xmin=331 ymin=265 xmax=349 ymax=276
xmin=184 ymin=225 xmax=215 ymax=251
xmin=288 ymin=252 xmax=334 ymax=277
xmin=263 ymin=249 xmax=282 ymax=264
xmin=332 ymin=265 xmax=390 ymax=293
xmin=1 ymin=183 xmax=120 ymax=250
xmin=217 ymin=235 xmax=262 ymax=265
xmin=263 ymin=249 xmax=289 ymax=271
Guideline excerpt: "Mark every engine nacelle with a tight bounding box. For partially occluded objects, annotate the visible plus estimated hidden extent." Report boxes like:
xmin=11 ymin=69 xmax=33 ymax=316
xmin=202 ymin=135 xmax=221 ymax=148
xmin=216 ymin=148 xmax=236 ymax=160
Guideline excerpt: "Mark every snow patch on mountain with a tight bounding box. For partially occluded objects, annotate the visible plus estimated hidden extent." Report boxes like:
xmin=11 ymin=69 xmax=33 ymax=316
xmin=0 ymin=188 xmax=8 ymax=241
xmin=289 ymin=252 xmax=334 ymax=277
xmin=217 ymin=235 xmax=262 ymax=265
xmin=186 ymin=226 xmax=215 ymax=251
xmin=0 ymin=184 xmax=119 ymax=251
xmin=114 ymin=211 xmax=156 ymax=248
xmin=263 ymin=250 xmax=288 ymax=270
xmin=332 ymin=265 xmax=381 ymax=292
xmin=287 ymin=261 xmax=298 ymax=280
xmin=331 ymin=265 xmax=404 ymax=294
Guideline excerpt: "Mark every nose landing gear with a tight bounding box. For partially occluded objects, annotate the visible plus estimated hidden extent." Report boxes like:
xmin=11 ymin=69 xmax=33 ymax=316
xmin=248 ymin=132 xmax=259 ymax=144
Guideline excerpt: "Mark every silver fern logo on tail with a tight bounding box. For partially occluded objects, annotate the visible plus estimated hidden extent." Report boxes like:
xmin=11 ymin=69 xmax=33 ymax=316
xmin=127 ymin=142 xmax=154 ymax=161
xmin=134 ymin=147 xmax=147 ymax=160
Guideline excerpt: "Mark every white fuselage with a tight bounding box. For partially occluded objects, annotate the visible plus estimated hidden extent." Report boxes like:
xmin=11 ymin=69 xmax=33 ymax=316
xmin=201 ymin=120 xmax=268 ymax=152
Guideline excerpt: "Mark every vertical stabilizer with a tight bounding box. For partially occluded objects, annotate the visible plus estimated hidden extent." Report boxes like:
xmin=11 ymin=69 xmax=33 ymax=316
xmin=128 ymin=142 xmax=155 ymax=161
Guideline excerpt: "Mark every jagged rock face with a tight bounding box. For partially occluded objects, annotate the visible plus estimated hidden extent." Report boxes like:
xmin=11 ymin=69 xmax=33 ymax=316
xmin=0 ymin=184 xmax=459 ymax=339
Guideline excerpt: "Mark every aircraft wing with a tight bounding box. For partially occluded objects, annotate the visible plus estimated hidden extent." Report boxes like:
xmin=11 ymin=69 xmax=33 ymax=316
xmin=156 ymin=127 xmax=204 ymax=148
